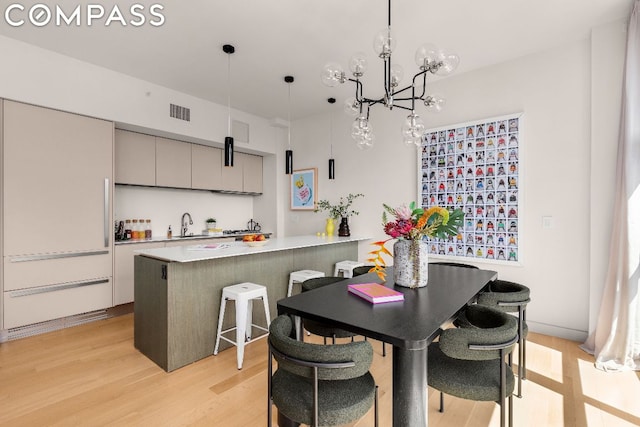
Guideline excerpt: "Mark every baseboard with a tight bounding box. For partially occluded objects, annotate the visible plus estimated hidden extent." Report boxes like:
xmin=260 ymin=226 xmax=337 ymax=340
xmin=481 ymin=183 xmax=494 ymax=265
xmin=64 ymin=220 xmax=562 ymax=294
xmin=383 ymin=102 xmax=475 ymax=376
xmin=528 ymin=320 xmax=588 ymax=342
xmin=0 ymin=303 xmax=134 ymax=343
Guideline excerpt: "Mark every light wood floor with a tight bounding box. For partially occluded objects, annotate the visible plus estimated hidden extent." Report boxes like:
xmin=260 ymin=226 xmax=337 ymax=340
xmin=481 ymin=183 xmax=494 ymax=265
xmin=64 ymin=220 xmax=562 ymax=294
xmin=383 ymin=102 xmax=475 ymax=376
xmin=1 ymin=314 xmax=639 ymax=427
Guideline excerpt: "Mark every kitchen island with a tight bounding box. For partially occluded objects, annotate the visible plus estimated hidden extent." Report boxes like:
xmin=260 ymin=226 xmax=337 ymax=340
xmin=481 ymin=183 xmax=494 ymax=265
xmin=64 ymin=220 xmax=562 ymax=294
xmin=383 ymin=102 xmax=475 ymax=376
xmin=133 ymin=235 xmax=368 ymax=371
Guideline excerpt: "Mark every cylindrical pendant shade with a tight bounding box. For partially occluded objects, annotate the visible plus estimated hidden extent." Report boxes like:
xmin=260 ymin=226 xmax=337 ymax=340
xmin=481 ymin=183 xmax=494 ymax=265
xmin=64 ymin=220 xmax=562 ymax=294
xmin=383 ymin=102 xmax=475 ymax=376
xmin=329 ymin=158 xmax=335 ymax=179
xmin=224 ymin=136 xmax=234 ymax=167
xmin=285 ymin=149 xmax=293 ymax=174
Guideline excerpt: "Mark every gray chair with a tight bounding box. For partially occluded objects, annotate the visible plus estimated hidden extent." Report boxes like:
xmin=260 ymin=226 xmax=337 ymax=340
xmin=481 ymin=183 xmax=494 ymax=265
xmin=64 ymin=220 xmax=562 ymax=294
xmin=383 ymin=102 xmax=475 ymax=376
xmin=428 ymin=305 xmax=518 ymax=427
xmin=476 ymin=279 xmax=530 ymax=397
xmin=302 ymin=274 xmax=387 ymax=357
xmin=429 ymin=261 xmax=479 ymax=269
xmin=301 ymin=277 xmax=358 ymax=344
xmin=268 ymin=315 xmax=378 ymax=427
xmin=352 ymin=265 xmax=376 ymax=277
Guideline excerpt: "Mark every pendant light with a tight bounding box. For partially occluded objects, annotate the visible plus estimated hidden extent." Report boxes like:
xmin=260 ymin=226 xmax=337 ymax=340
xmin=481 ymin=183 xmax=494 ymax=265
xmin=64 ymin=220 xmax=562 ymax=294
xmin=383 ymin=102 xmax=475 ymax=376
xmin=223 ymin=44 xmax=235 ymax=167
xmin=284 ymin=75 xmax=294 ymax=174
xmin=328 ymin=97 xmax=336 ymax=179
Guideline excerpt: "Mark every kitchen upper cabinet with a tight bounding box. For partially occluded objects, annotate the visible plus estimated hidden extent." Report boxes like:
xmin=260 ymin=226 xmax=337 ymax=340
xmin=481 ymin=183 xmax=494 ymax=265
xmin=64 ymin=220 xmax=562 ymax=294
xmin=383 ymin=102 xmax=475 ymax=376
xmin=220 ymin=152 xmax=244 ymax=192
xmin=115 ymin=129 xmax=156 ymax=186
xmin=242 ymin=153 xmax=263 ymax=194
xmin=156 ymin=137 xmax=191 ymax=188
xmin=191 ymin=144 xmax=222 ymax=190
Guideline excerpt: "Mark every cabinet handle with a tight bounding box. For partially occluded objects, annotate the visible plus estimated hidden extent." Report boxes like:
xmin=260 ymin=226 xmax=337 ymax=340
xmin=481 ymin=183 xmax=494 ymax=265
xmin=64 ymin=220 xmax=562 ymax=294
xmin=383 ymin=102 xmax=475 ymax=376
xmin=8 ymin=278 xmax=110 ymax=297
xmin=104 ymin=178 xmax=110 ymax=247
xmin=10 ymin=250 xmax=109 ymax=263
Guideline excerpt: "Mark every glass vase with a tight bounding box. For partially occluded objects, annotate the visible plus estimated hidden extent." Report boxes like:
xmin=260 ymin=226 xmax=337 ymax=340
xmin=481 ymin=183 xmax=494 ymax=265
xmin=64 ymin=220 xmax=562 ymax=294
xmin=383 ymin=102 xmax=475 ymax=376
xmin=393 ymin=239 xmax=429 ymax=288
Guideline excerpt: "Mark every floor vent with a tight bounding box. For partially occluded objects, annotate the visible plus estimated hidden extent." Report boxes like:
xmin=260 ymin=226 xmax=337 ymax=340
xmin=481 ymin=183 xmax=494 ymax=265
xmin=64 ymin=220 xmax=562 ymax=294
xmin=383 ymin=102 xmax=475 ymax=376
xmin=170 ymin=103 xmax=191 ymax=122
xmin=2 ymin=310 xmax=111 ymax=342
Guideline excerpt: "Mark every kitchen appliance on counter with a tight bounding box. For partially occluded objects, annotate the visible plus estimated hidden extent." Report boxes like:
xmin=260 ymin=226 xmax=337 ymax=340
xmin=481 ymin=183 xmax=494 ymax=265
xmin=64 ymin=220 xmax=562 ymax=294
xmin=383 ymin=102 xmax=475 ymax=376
xmin=222 ymin=229 xmax=271 ymax=241
xmin=247 ymin=219 xmax=261 ymax=232
xmin=223 ymin=229 xmax=252 ymax=235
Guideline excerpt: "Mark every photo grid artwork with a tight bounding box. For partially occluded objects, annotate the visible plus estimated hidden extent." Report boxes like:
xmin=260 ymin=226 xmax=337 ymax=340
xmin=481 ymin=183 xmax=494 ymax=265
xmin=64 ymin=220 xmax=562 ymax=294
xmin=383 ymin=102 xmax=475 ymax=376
xmin=420 ymin=114 xmax=520 ymax=262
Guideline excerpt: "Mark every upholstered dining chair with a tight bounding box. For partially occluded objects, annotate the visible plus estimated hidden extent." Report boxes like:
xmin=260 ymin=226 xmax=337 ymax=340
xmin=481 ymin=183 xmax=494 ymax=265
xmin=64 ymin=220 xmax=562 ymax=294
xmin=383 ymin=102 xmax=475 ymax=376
xmin=301 ymin=276 xmax=359 ymax=344
xmin=429 ymin=261 xmax=479 ymax=269
xmin=476 ymin=279 xmax=530 ymax=397
xmin=428 ymin=305 xmax=518 ymax=427
xmin=268 ymin=315 xmax=378 ymax=427
xmin=351 ymin=265 xmax=377 ymax=277
xmin=346 ymin=268 xmax=387 ymax=357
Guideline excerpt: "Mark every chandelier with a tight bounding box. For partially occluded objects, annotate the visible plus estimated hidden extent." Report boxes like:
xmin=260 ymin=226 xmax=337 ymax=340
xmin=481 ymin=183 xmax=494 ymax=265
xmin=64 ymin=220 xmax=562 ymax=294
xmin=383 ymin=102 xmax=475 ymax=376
xmin=321 ymin=0 xmax=459 ymax=149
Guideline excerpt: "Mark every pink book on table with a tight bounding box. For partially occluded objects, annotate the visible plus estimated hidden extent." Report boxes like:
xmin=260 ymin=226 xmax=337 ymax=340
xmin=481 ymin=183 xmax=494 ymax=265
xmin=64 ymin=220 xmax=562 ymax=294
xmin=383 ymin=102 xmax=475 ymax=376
xmin=347 ymin=283 xmax=404 ymax=304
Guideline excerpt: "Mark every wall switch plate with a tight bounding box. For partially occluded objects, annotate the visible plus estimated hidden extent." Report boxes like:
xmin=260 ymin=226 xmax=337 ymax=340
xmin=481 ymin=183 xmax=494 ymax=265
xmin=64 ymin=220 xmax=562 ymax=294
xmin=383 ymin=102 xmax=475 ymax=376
xmin=542 ymin=216 xmax=554 ymax=229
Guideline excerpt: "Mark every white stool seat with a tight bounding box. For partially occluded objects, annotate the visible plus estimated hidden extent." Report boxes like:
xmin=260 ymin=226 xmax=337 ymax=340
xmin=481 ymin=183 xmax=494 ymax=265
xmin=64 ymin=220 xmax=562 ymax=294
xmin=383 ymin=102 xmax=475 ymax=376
xmin=214 ymin=282 xmax=270 ymax=369
xmin=334 ymin=260 xmax=365 ymax=278
xmin=288 ymin=270 xmax=325 ymax=297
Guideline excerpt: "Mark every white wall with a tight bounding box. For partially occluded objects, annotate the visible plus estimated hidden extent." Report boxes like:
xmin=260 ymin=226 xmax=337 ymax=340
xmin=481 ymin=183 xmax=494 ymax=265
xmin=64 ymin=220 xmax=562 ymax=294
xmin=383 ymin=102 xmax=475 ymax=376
xmin=114 ymin=186 xmax=255 ymax=237
xmin=283 ymin=26 xmax=626 ymax=341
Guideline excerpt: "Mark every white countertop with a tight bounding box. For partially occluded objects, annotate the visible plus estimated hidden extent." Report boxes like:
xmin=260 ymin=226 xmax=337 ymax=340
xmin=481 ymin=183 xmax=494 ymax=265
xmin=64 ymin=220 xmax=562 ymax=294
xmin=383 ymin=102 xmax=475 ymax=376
xmin=134 ymin=235 xmax=371 ymax=263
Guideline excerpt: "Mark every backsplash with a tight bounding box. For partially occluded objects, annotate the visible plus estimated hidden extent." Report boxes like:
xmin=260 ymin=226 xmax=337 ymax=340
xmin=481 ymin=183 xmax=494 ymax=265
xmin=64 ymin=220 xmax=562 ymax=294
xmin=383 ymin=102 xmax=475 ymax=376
xmin=114 ymin=186 xmax=254 ymax=238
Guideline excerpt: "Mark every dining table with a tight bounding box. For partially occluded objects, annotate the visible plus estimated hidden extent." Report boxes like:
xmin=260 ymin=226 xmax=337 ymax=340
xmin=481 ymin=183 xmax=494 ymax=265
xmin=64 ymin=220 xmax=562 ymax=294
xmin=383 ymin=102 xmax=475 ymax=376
xmin=276 ymin=264 xmax=498 ymax=427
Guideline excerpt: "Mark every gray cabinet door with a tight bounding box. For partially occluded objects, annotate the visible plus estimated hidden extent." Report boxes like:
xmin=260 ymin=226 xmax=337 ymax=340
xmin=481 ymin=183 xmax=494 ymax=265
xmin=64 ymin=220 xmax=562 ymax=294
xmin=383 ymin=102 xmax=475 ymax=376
xmin=191 ymin=144 xmax=222 ymax=190
xmin=3 ymin=100 xmax=113 ymax=256
xmin=220 ymin=151 xmax=244 ymax=192
xmin=242 ymin=153 xmax=263 ymax=194
xmin=115 ymin=129 xmax=156 ymax=185
xmin=156 ymin=137 xmax=191 ymax=188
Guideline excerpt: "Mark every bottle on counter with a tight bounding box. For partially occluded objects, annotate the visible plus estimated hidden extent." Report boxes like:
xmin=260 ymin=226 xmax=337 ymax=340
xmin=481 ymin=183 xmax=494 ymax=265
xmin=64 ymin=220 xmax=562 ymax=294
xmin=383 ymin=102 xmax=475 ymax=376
xmin=124 ymin=219 xmax=132 ymax=240
xmin=145 ymin=219 xmax=152 ymax=240
xmin=132 ymin=219 xmax=139 ymax=239
xmin=139 ymin=219 xmax=146 ymax=239
xmin=167 ymin=225 xmax=172 ymax=238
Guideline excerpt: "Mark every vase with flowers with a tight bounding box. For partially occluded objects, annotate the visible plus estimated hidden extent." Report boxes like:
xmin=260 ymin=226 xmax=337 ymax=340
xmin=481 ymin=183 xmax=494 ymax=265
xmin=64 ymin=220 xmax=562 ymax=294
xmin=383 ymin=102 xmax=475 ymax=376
xmin=368 ymin=202 xmax=464 ymax=288
xmin=315 ymin=193 xmax=364 ymax=236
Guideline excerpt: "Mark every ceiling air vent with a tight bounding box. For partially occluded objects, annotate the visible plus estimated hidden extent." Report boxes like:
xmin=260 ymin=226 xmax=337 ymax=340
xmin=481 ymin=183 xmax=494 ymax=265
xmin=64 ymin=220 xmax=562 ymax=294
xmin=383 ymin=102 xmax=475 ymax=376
xmin=170 ymin=103 xmax=191 ymax=122
xmin=232 ymin=119 xmax=250 ymax=143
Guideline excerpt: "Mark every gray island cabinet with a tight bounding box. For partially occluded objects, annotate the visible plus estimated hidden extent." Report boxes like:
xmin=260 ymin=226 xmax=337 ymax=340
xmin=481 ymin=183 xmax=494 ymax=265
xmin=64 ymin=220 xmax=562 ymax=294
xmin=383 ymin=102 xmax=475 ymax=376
xmin=133 ymin=235 xmax=368 ymax=371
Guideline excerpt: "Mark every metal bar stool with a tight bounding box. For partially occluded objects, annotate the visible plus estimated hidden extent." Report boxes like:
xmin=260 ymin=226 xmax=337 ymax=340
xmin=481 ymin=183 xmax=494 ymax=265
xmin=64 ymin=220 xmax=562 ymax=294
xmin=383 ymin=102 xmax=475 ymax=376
xmin=214 ymin=282 xmax=271 ymax=369
xmin=334 ymin=260 xmax=365 ymax=278
xmin=288 ymin=270 xmax=324 ymax=297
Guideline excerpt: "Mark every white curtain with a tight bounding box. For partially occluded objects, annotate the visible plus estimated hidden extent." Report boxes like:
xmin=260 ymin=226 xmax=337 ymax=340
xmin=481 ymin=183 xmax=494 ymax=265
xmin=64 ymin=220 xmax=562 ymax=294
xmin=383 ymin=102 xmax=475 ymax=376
xmin=581 ymin=0 xmax=640 ymax=372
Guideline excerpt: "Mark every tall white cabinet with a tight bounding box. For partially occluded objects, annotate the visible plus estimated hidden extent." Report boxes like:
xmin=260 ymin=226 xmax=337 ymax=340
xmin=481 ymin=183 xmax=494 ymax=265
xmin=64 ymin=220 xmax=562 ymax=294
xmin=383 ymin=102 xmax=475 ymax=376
xmin=2 ymin=100 xmax=114 ymax=330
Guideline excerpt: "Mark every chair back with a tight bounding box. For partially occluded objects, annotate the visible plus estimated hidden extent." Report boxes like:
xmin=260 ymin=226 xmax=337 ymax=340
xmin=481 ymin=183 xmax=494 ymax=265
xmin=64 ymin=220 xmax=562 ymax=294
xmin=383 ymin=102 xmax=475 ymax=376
xmin=477 ymin=279 xmax=530 ymax=313
xmin=301 ymin=276 xmax=344 ymax=293
xmin=439 ymin=305 xmax=517 ymax=361
xmin=269 ymin=315 xmax=372 ymax=380
xmin=429 ymin=262 xmax=479 ymax=269
xmin=352 ymin=265 xmax=377 ymax=277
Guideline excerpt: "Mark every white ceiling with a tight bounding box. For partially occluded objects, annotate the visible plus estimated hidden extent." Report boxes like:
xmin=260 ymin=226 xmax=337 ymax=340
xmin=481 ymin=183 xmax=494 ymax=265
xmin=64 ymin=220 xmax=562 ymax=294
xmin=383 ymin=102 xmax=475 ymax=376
xmin=0 ymin=0 xmax=633 ymax=121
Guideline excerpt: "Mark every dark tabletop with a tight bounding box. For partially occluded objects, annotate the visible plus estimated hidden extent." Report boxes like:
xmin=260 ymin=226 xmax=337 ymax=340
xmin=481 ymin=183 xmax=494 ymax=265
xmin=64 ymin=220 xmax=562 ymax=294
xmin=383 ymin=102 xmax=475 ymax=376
xmin=277 ymin=265 xmax=497 ymax=350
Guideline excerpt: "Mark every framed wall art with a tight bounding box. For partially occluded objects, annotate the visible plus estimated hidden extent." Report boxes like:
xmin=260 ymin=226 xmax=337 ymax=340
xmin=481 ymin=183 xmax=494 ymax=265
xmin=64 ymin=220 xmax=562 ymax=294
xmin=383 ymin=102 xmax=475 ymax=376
xmin=290 ymin=167 xmax=318 ymax=210
xmin=419 ymin=113 xmax=523 ymax=264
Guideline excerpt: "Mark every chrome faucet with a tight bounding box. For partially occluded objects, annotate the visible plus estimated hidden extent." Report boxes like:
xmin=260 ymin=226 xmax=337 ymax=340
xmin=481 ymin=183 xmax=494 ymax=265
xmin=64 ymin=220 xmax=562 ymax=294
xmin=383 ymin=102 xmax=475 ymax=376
xmin=181 ymin=212 xmax=193 ymax=237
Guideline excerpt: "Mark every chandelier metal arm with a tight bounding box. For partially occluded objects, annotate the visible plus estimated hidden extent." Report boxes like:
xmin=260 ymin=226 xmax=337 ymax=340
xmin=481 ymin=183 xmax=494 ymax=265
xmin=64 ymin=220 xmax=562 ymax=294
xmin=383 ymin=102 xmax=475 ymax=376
xmin=321 ymin=0 xmax=458 ymax=148
xmin=384 ymin=56 xmax=391 ymax=104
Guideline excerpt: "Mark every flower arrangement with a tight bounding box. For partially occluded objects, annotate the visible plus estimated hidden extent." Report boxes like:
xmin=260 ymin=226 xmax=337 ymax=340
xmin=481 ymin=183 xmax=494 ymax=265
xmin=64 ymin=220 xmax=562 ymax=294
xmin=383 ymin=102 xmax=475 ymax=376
xmin=315 ymin=193 xmax=364 ymax=219
xmin=368 ymin=202 xmax=464 ymax=280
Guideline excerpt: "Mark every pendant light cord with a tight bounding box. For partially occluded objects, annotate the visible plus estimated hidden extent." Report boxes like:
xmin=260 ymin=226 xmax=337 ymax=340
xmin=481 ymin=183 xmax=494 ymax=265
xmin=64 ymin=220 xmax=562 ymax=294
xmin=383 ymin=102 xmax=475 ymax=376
xmin=330 ymin=110 xmax=333 ymax=157
xmin=227 ymin=53 xmax=232 ymax=135
xmin=287 ymin=83 xmax=291 ymax=149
